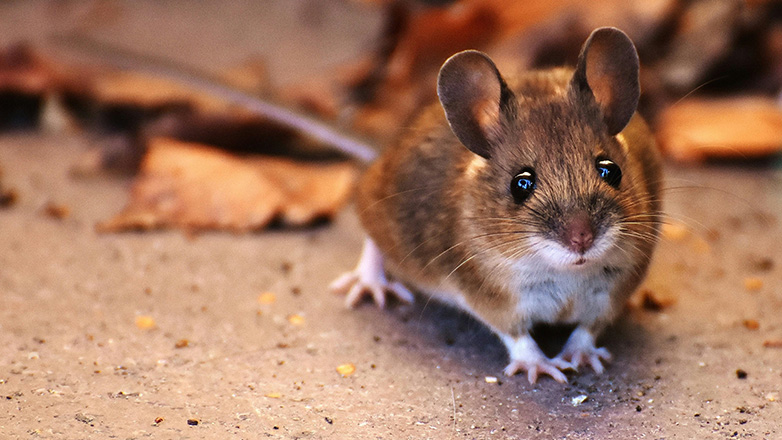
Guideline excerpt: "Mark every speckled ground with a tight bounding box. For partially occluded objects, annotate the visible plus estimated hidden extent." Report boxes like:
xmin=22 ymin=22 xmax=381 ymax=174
xmin=0 ymin=2 xmax=781 ymax=439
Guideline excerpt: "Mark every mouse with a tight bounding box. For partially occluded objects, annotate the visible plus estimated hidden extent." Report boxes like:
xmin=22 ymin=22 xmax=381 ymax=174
xmin=60 ymin=26 xmax=662 ymax=383
xmin=329 ymin=27 xmax=662 ymax=383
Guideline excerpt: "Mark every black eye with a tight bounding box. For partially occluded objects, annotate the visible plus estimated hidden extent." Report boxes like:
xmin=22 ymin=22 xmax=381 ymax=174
xmin=510 ymin=169 xmax=536 ymax=204
xmin=596 ymin=157 xmax=622 ymax=189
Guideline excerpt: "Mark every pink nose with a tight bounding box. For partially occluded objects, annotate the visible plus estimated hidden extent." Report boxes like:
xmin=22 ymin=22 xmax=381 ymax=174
xmin=562 ymin=213 xmax=594 ymax=254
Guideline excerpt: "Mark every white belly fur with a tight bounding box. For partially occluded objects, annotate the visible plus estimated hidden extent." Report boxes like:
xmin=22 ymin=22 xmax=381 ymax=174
xmin=406 ymin=254 xmax=624 ymax=330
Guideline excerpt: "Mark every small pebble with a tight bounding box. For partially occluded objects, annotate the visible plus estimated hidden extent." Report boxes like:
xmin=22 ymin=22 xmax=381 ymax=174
xmin=336 ymin=363 xmax=356 ymax=377
xmin=742 ymin=319 xmax=760 ymax=330
xmin=258 ymin=292 xmax=276 ymax=304
xmin=287 ymin=314 xmax=305 ymax=325
xmin=744 ymin=278 xmax=763 ymax=292
xmin=135 ymin=316 xmax=156 ymax=330
xmin=571 ymin=395 xmax=588 ymax=406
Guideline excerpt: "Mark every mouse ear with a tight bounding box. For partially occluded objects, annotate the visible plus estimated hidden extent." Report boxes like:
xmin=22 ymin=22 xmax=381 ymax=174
xmin=570 ymin=27 xmax=640 ymax=136
xmin=437 ymin=50 xmax=509 ymax=159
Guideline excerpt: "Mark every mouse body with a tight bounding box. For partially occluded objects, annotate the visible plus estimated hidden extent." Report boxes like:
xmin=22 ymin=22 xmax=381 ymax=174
xmin=330 ymin=27 xmax=662 ymax=383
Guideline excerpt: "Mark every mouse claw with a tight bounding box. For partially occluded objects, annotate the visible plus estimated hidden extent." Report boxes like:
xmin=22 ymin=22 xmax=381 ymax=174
xmin=339 ymin=277 xmax=415 ymax=309
xmin=500 ymin=333 xmax=572 ymax=384
xmin=504 ymin=358 xmax=569 ymax=384
xmin=330 ymin=238 xmax=415 ymax=309
xmin=549 ymin=357 xmax=576 ymax=371
xmin=555 ymin=327 xmax=612 ymax=374
xmin=345 ymin=282 xmax=385 ymax=308
xmin=328 ymin=272 xmax=358 ymax=294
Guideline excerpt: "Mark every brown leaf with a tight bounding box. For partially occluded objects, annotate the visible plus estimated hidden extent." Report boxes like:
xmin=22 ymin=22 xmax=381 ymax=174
xmin=98 ymin=138 xmax=357 ymax=233
xmin=657 ymin=97 xmax=782 ymax=162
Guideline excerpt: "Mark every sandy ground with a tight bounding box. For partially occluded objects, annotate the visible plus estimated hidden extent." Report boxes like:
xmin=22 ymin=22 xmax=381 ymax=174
xmin=1 ymin=1 xmax=781 ymax=439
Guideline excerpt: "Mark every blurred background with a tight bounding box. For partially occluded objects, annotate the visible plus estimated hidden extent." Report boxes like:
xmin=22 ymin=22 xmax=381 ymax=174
xmin=0 ymin=0 xmax=780 ymax=175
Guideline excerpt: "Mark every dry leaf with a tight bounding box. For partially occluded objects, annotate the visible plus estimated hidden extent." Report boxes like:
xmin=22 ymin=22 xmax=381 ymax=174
xmin=98 ymin=138 xmax=357 ymax=233
xmin=657 ymin=97 xmax=782 ymax=162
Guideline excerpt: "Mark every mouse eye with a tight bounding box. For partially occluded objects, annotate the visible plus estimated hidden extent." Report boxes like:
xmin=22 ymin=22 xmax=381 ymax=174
xmin=510 ymin=169 xmax=536 ymax=204
xmin=596 ymin=157 xmax=622 ymax=189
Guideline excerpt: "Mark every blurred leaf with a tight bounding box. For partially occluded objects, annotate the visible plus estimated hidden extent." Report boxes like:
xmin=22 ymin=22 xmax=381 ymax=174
xmin=98 ymin=138 xmax=358 ymax=233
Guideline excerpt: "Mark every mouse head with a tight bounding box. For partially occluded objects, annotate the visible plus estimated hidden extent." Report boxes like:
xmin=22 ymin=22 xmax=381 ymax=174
xmin=437 ymin=27 xmax=655 ymax=268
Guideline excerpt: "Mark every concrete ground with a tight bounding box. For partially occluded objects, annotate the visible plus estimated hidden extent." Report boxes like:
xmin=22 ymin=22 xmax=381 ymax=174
xmin=1 ymin=1 xmax=781 ymax=439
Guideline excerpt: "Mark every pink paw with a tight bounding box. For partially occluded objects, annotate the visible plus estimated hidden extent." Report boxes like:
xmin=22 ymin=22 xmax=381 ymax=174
xmin=329 ymin=238 xmax=414 ymax=309
xmin=554 ymin=327 xmax=612 ymax=374
xmin=504 ymin=356 xmax=573 ymax=384
xmin=329 ymin=272 xmax=414 ymax=309
xmin=500 ymin=333 xmax=574 ymax=384
xmin=555 ymin=346 xmax=611 ymax=374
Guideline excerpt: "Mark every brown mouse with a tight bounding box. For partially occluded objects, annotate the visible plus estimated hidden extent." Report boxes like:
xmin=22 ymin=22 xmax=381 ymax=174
xmin=63 ymin=26 xmax=661 ymax=383
xmin=330 ymin=27 xmax=662 ymax=383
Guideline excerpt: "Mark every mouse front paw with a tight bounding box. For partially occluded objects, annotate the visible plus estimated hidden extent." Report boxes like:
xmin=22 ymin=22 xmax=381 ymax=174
xmin=553 ymin=327 xmax=612 ymax=374
xmin=329 ymin=238 xmax=414 ymax=308
xmin=504 ymin=356 xmax=572 ymax=384
xmin=500 ymin=333 xmax=573 ymax=384
xmin=329 ymin=272 xmax=414 ymax=309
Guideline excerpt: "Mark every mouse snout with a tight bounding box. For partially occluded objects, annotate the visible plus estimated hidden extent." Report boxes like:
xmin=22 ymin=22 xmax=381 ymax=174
xmin=560 ymin=212 xmax=594 ymax=255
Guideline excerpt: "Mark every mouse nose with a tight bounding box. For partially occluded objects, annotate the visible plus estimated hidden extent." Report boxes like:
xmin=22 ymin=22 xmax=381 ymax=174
xmin=562 ymin=212 xmax=594 ymax=254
